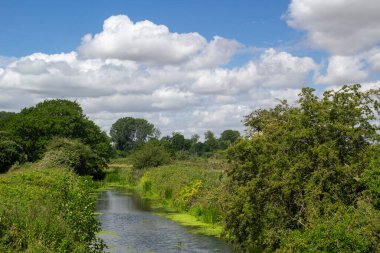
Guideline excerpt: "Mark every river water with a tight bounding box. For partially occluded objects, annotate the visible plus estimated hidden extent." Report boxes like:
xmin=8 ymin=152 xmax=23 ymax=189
xmin=96 ymin=189 xmax=235 ymax=253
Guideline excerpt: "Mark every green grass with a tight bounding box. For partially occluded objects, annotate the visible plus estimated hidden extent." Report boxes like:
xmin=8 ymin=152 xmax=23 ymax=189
xmin=103 ymin=157 xmax=229 ymax=237
xmin=0 ymin=165 xmax=105 ymax=253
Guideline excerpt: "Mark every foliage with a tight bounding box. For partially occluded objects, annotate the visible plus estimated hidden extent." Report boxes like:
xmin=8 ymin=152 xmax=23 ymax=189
xmin=204 ymin=130 xmax=219 ymax=152
xmin=0 ymin=133 xmax=24 ymax=173
xmin=224 ymin=85 xmax=380 ymax=252
xmin=4 ymin=99 xmax=112 ymax=162
xmin=38 ymin=138 xmax=106 ymax=180
xmin=129 ymin=142 xmax=171 ymax=170
xmin=139 ymin=161 xmax=227 ymax=224
xmin=0 ymin=166 xmax=105 ymax=252
xmin=110 ymin=117 xmax=160 ymax=153
xmin=0 ymin=112 xmax=15 ymax=130
xmin=219 ymin=129 xmax=240 ymax=149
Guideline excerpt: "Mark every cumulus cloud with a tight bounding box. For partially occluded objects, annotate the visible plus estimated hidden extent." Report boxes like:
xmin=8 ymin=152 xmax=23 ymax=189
xmin=192 ymin=49 xmax=316 ymax=94
xmin=315 ymin=55 xmax=369 ymax=85
xmin=77 ymin=15 xmax=202 ymax=66
xmin=287 ymin=0 xmax=380 ymax=54
xmin=2 ymin=14 xmax=377 ymax=137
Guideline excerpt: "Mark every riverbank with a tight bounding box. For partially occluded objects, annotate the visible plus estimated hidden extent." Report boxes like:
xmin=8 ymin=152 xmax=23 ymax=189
xmin=101 ymin=158 xmax=229 ymax=238
xmin=0 ymin=165 xmax=104 ymax=252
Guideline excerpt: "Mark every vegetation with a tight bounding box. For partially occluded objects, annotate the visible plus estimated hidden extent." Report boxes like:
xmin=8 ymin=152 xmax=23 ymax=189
xmin=129 ymin=141 xmax=171 ymax=170
xmin=0 ymin=99 xmax=112 ymax=173
xmin=224 ymin=85 xmax=380 ymax=252
xmin=2 ymin=84 xmax=377 ymax=252
xmin=0 ymin=132 xmax=24 ymax=173
xmin=0 ymin=165 xmax=105 ymax=252
xmin=110 ymin=117 xmax=160 ymax=154
xmin=38 ymin=138 xmax=106 ymax=180
xmin=102 ymin=158 xmax=229 ymax=237
xmin=1 ymin=99 xmax=112 ymax=162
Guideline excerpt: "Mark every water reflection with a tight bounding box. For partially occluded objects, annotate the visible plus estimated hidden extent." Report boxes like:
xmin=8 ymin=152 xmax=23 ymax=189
xmin=96 ymin=189 xmax=235 ymax=253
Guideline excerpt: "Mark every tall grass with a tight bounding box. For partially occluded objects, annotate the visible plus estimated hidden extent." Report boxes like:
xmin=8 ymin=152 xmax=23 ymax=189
xmin=137 ymin=161 xmax=228 ymax=224
xmin=0 ymin=165 xmax=105 ymax=252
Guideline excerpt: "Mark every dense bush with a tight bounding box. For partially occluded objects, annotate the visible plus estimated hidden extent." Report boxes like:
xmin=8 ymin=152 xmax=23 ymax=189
xmin=130 ymin=142 xmax=171 ymax=170
xmin=0 ymin=133 xmax=24 ymax=173
xmin=0 ymin=166 xmax=105 ymax=252
xmin=224 ymin=85 xmax=380 ymax=252
xmin=38 ymin=138 xmax=106 ymax=180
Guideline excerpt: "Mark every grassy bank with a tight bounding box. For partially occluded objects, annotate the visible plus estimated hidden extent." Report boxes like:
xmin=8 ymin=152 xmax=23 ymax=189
xmin=103 ymin=158 xmax=229 ymax=237
xmin=0 ymin=165 xmax=105 ymax=253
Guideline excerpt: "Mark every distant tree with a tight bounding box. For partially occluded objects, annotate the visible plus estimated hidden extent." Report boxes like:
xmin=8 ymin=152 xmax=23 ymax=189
xmin=129 ymin=142 xmax=171 ymax=170
xmin=5 ymin=99 xmax=112 ymax=161
xmin=204 ymin=130 xmax=218 ymax=152
xmin=171 ymin=132 xmax=191 ymax=151
xmin=110 ymin=117 xmax=160 ymax=153
xmin=219 ymin=129 xmax=241 ymax=149
xmin=190 ymin=134 xmax=200 ymax=144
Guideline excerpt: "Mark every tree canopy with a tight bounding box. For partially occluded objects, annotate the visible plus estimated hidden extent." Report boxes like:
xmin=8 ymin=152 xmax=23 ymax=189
xmin=2 ymin=99 xmax=112 ymax=162
xmin=224 ymin=85 xmax=380 ymax=252
xmin=110 ymin=117 xmax=160 ymax=153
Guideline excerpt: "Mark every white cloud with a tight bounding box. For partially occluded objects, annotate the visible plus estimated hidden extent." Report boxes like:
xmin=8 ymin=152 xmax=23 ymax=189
xmin=287 ymin=0 xmax=380 ymax=54
xmin=315 ymin=55 xmax=369 ymax=85
xmin=184 ymin=36 xmax=243 ymax=69
xmin=192 ymin=49 xmax=316 ymax=94
xmin=2 ymin=14 xmax=377 ymax=137
xmin=77 ymin=15 xmax=207 ymax=64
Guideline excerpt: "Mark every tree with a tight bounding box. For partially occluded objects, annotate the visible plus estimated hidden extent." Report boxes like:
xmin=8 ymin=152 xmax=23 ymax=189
xmin=219 ymin=129 xmax=240 ymax=149
xmin=224 ymin=85 xmax=380 ymax=252
xmin=170 ymin=132 xmax=191 ymax=151
xmin=0 ymin=132 xmax=24 ymax=173
xmin=0 ymin=111 xmax=15 ymax=130
xmin=204 ymin=130 xmax=218 ymax=152
xmin=110 ymin=117 xmax=160 ymax=153
xmin=4 ymin=99 xmax=112 ymax=162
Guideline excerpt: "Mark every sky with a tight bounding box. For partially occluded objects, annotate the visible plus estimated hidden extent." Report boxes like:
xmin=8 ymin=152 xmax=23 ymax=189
xmin=0 ymin=0 xmax=379 ymax=138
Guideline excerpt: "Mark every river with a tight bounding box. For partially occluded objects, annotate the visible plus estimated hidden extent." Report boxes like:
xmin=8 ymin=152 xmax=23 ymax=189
xmin=96 ymin=189 xmax=235 ymax=253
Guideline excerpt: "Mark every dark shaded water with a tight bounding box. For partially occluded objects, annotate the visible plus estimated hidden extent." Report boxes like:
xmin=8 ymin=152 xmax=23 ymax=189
xmin=96 ymin=189 xmax=235 ymax=253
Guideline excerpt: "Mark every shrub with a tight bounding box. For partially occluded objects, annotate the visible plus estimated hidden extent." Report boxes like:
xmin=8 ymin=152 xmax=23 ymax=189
xmin=0 ymin=166 xmax=105 ymax=252
xmin=224 ymin=85 xmax=380 ymax=251
xmin=130 ymin=142 xmax=171 ymax=170
xmin=0 ymin=133 xmax=24 ymax=173
xmin=38 ymin=138 xmax=106 ymax=180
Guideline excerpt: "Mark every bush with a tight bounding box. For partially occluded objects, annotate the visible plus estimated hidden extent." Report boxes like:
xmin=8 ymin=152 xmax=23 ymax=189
xmin=0 ymin=133 xmax=24 ymax=173
xmin=0 ymin=166 xmax=105 ymax=252
xmin=129 ymin=142 xmax=171 ymax=170
xmin=38 ymin=138 xmax=106 ymax=180
xmin=224 ymin=85 xmax=380 ymax=251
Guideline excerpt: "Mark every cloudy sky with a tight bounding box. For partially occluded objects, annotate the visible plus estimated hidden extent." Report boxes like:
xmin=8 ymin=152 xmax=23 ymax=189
xmin=0 ymin=0 xmax=379 ymax=137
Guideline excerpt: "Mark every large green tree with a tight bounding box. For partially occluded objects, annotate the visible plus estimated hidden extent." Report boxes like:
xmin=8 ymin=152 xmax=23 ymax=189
xmin=224 ymin=85 xmax=380 ymax=252
xmin=110 ymin=117 xmax=160 ymax=153
xmin=4 ymin=99 xmax=112 ymax=162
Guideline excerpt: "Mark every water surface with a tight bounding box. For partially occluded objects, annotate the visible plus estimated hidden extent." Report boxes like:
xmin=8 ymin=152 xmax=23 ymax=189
xmin=96 ymin=189 xmax=235 ymax=253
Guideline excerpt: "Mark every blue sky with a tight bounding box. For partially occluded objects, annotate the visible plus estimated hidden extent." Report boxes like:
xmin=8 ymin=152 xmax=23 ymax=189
xmin=0 ymin=0 xmax=379 ymax=137
xmin=0 ymin=0 xmax=293 ymax=57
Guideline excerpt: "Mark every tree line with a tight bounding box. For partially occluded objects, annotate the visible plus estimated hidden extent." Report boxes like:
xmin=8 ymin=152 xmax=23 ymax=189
xmin=0 ymin=100 xmax=241 ymax=174
xmin=110 ymin=116 xmax=240 ymax=157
